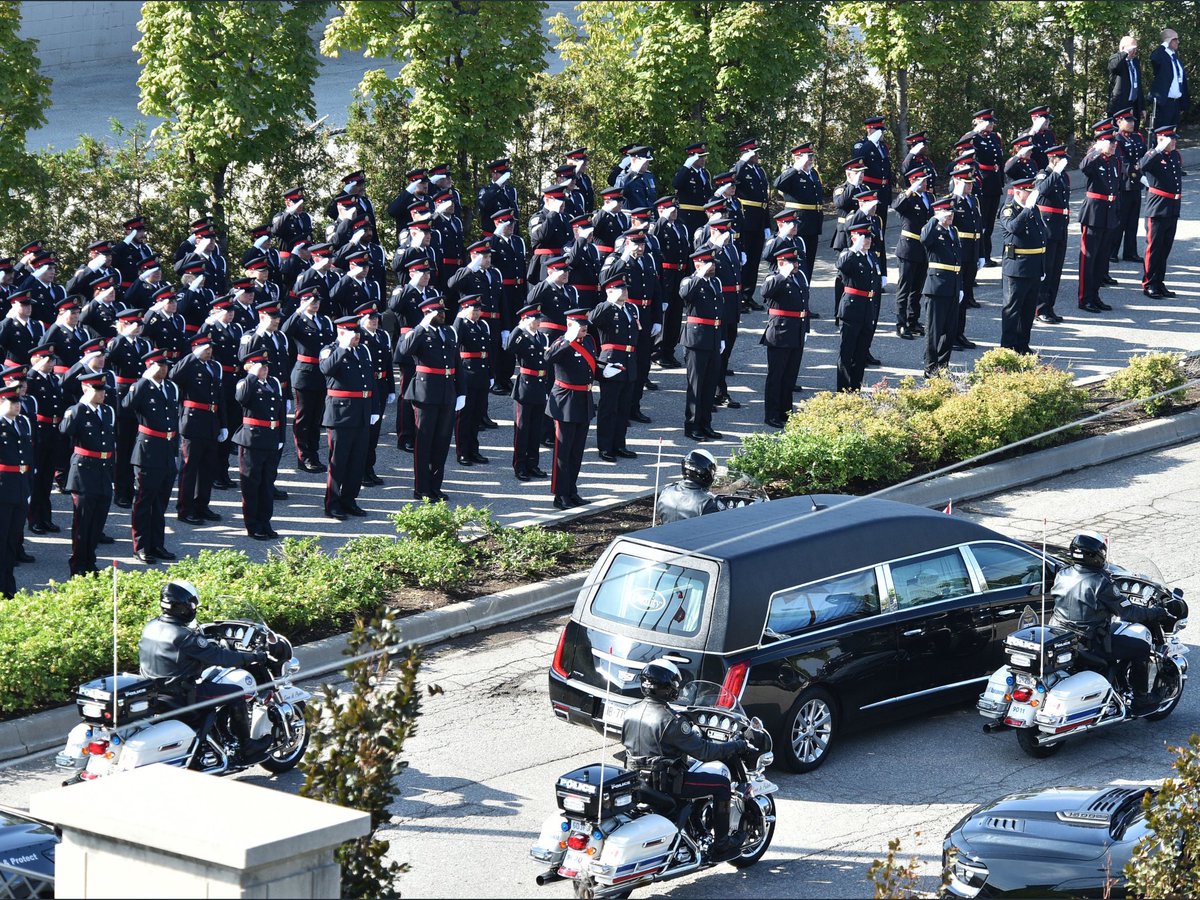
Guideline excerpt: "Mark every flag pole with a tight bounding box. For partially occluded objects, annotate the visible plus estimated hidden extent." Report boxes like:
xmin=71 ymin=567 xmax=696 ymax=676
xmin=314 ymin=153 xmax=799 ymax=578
xmin=1040 ymin=519 xmax=1048 ymax=681
xmin=112 ymin=559 xmax=120 ymax=731
xmin=651 ymin=437 xmax=664 ymax=527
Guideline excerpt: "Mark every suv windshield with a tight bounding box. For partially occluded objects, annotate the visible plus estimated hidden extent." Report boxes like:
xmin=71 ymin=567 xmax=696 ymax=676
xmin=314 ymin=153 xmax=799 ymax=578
xmin=590 ymin=553 xmax=710 ymax=637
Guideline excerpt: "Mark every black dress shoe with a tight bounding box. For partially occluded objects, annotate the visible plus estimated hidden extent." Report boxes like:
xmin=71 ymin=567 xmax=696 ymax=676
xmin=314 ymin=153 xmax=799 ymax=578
xmin=1160 ymin=286 xmax=1177 ymax=298
xmin=153 ymin=548 xmax=177 ymax=561
xmin=866 ymin=354 xmax=882 ymax=366
xmin=896 ymin=325 xmax=913 ymax=340
xmin=412 ymin=491 xmax=429 ymax=501
xmin=965 ymin=299 xmax=981 ymax=308
xmin=346 ymin=505 xmax=368 ymax=517
xmin=15 ymin=551 xmax=34 ymax=564
xmin=1122 ymin=255 xmax=1143 ymax=262
xmin=615 ymin=448 xmax=638 ymax=459
xmin=808 ymin=310 xmax=821 ymax=319
xmin=176 ymin=512 xmax=203 ymax=526
xmin=514 ymin=471 xmax=531 ymax=482
xmin=1100 ymin=276 xmax=1118 ymax=286
xmin=457 ymin=455 xmax=474 ymax=466
xmin=400 ymin=441 xmax=415 ymax=453
xmin=910 ymin=323 xmax=926 ymax=336
xmin=43 ymin=520 xmax=62 ymax=532
xmin=264 ymin=528 xmax=279 ymax=538
xmin=481 ymin=416 xmax=499 ymax=428
xmin=1145 ymin=288 xmax=1167 ymax=299
xmin=98 ymin=532 xmax=115 ymax=545
xmin=1079 ymin=302 xmax=1104 ymax=313
xmin=28 ymin=522 xmax=46 ymax=535
xmin=1096 ymin=299 xmax=1113 ymax=311
xmin=598 ymin=450 xmax=617 ymax=462
xmin=470 ymin=453 xmax=489 ymax=464
xmin=553 ymin=495 xmax=570 ymax=511
xmin=684 ymin=428 xmax=707 ymax=442
xmin=303 ymin=460 xmax=327 ymax=473
xmin=765 ymin=417 xmax=785 ymax=428
xmin=362 ymin=473 xmax=383 ymax=487
xmin=326 ymin=508 xmax=347 ymax=520
xmin=983 ymin=258 xmax=998 ymax=267
xmin=530 ymin=467 xmax=549 ymax=478
xmin=432 ymin=490 xmax=450 ymax=501
xmin=114 ymin=497 xmax=132 ymax=509
xmin=489 ymin=384 xmax=510 ymax=396
xmin=644 ymin=380 xmax=659 ymax=391
xmin=1109 ymin=255 xmax=1120 ymax=263
xmin=569 ymin=493 xmax=587 ymax=506
xmin=250 ymin=531 xmax=273 ymax=541
xmin=656 ymin=355 xmax=682 ymax=369
xmin=199 ymin=510 xmax=222 ymax=522
xmin=212 ymin=478 xmax=234 ymax=489
xmin=630 ymin=410 xmax=651 ymax=424
xmin=541 ymin=436 xmax=554 ymax=448
xmin=702 ymin=428 xmax=723 ymax=440
xmin=957 ymin=336 xmax=978 ymax=348
xmin=135 ymin=549 xmax=157 ymax=564
xmin=1035 ymin=314 xmax=1060 ymax=325
xmin=273 ymin=487 xmax=288 ymax=500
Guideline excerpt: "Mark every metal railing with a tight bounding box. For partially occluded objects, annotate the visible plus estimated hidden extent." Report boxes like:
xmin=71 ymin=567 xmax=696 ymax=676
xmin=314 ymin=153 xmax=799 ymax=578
xmin=0 ymin=861 xmax=53 ymax=899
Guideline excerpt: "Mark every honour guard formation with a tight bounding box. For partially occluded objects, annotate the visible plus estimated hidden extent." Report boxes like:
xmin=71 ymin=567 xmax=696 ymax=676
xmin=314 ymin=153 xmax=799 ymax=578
xmin=0 ymin=100 xmax=1185 ymax=596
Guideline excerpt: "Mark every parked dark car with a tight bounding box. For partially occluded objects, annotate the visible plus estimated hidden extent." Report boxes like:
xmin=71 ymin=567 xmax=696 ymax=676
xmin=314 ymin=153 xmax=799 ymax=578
xmin=548 ymin=494 xmax=1058 ymax=771
xmin=943 ymin=785 xmax=1154 ymax=897
xmin=0 ymin=805 xmax=56 ymax=898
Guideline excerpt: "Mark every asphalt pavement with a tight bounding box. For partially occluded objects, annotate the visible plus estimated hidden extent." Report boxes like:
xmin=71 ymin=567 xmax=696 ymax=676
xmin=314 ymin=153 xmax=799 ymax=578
xmin=2 ymin=438 xmax=1198 ymax=898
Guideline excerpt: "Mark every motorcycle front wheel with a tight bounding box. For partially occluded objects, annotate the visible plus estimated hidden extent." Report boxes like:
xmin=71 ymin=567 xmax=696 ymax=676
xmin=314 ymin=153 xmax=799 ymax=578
xmin=1016 ymin=726 xmax=1061 ymax=758
xmin=1144 ymin=662 xmax=1185 ymax=721
xmin=729 ymin=795 xmax=776 ymax=869
xmin=260 ymin=701 xmax=309 ymax=773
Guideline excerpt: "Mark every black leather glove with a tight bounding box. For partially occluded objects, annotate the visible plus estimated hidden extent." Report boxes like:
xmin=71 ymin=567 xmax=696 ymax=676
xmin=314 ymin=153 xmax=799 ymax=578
xmin=246 ymin=649 xmax=269 ymax=668
xmin=725 ymin=737 xmax=748 ymax=759
xmin=266 ymin=637 xmax=290 ymax=662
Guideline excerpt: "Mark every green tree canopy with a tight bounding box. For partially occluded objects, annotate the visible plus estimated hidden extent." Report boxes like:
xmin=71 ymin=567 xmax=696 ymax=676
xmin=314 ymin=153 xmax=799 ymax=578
xmin=0 ymin=3 xmax=52 ymax=241
xmin=135 ymin=0 xmax=328 ymax=233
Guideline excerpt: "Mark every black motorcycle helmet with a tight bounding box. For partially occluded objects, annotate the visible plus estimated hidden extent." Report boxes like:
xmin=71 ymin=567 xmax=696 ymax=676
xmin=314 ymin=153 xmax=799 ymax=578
xmin=160 ymin=579 xmax=201 ymax=623
xmin=1068 ymin=532 xmax=1108 ymax=569
xmin=681 ymin=449 xmax=717 ymax=489
xmin=640 ymin=658 xmax=682 ymax=702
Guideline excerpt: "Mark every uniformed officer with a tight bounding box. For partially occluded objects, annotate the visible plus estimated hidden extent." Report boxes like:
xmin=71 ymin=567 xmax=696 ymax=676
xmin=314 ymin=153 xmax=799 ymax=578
xmin=228 ymin=277 xmax=261 ymax=334
xmin=1026 ymin=104 xmax=1058 ymax=171
xmin=563 ymin=212 xmax=602 ymax=311
xmin=587 ymin=274 xmax=640 ymax=462
xmin=231 ymin=348 xmax=285 ymax=540
xmin=320 ymin=316 xmax=376 ymax=518
xmin=25 ymin=345 xmax=64 ymax=535
xmin=565 ymin=148 xmax=594 ymax=212
xmin=762 ymin=211 xmax=803 ymax=274
xmin=698 ymin=218 xmax=742 ymax=409
xmin=760 ymin=246 xmax=810 ymax=427
xmin=246 ymin=253 xmax=281 ymax=310
xmin=329 ymin=248 xmax=375 ymax=320
xmin=59 ymin=370 xmax=114 ymax=576
xmin=671 ymin=142 xmax=712 ymax=240
xmin=528 ymin=183 xmax=573 ymax=286
xmin=388 ymin=259 xmax=435 ymax=452
xmin=608 ymin=143 xmax=636 ymax=187
xmin=646 ymin=196 xmax=689 ymax=367
xmin=18 ymin=250 xmax=66 ymax=325
xmin=920 ymin=197 xmax=964 ymax=377
xmin=773 ymin=141 xmax=824 ymax=281
xmin=399 ymin=297 xmax=462 ymax=502
xmin=477 ymin=158 xmax=519 ymax=238
xmin=679 ymin=248 xmax=724 ymax=440
xmin=968 ymin=109 xmax=1005 ymax=266
xmin=123 ymin=348 xmax=180 ymax=563
xmin=103 ymin=313 xmax=147 ymax=507
xmin=1000 ymin=176 xmax=1048 ymax=354
xmin=452 ymin=295 xmax=491 ymax=466
xmin=0 ymin=290 xmax=47 ymax=365
xmin=171 ymin=335 xmax=225 ymax=525
xmin=601 ymin=229 xmax=660 ymax=422
xmin=356 ymin=301 xmax=394 ymax=486
xmin=282 ymin=286 xmax=334 ymax=472
xmin=432 ymin=188 xmax=467 ymax=294
xmin=948 ymin=165 xmax=983 ymax=348
xmin=80 ymin=272 xmax=125 ymax=340
xmin=1034 ymin=145 xmax=1072 ymax=324
xmin=142 ymin=287 xmax=189 ymax=362
xmin=829 ymin=157 xmax=866 ymax=321
xmin=42 ymin=296 xmax=88 ymax=378
xmin=732 ymin=138 xmax=769 ymax=308
xmin=843 ymin=188 xmax=887 ymax=359
xmin=836 ymin=222 xmax=882 ymax=392
xmin=291 ymin=243 xmax=337 ymax=315
xmin=112 ymin=216 xmax=157 ymax=293
xmin=120 ymin=256 xmax=166 ymax=314
xmin=1078 ymin=123 xmax=1121 ymax=313
xmin=1141 ymin=125 xmax=1183 ymax=299
xmin=592 ymin=188 xmax=629 ymax=256
xmin=489 ymin=208 xmax=528 ymax=392
xmin=200 ymin=297 xmax=242 ymax=488
xmin=1112 ymin=107 xmax=1148 ymax=263
xmin=271 ymin=187 xmax=313 ymax=254
xmin=546 ymin=309 xmax=596 ymax=510
xmin=892 ymin=166 xmax=935 ymax=339
xmin=244 ymin=224 xmax=282 ymax=292
xmin=507 ymin=303 xmax=550 ymax=481
xmin=617 ymin=146 xmax=656 ymax=211
xmin=65 ymin=240 xmax=118 ymax=298
xmin=901 ymin=131 xmax=939 ymax=192
xmin=1004 ymin=135 xmax=1038 ymax=185
xmin=240 ymin=301 xmax=293 ymax=424
xmin=853 ymin=116 xmax=894 ymax=233
xmin=2 ymin=364 xmax=35 ymax=569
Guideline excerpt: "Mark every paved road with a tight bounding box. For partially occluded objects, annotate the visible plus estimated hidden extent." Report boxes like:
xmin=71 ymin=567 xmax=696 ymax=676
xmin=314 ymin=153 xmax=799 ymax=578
xmin=2 ymin=439 xmax=1198 ymax=898
xmin=12 ymin=164 xmax=1200 ymax=598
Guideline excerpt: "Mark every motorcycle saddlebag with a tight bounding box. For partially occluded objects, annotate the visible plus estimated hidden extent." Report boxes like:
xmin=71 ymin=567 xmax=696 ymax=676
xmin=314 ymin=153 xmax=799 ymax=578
xmin=595 ymin=813 xmax=677 ymax=885
xmin=75 ymin=674 xmax=159 ymax=726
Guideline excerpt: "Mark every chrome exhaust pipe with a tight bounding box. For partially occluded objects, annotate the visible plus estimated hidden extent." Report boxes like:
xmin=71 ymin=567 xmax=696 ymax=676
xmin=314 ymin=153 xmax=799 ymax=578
xmin=535 ymin=870 xmax=565 ymax=887
xmin=982 ymin=720 xmax=1008 ymax=733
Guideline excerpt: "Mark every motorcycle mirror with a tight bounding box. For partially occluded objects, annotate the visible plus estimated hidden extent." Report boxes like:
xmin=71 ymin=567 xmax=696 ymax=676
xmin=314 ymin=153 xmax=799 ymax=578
xmin=1017 ymin=605 xmax=1040 ymax=630
xmin=1174 ymin=587 xmax=1185 ymax=600
xmin=748 ymin=716 xmax=764 ymax=732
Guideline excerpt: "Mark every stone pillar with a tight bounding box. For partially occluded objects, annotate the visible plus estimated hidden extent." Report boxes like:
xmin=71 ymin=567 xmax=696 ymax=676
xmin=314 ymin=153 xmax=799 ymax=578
xmin=30 ymin=764 xmax=370 ymax=899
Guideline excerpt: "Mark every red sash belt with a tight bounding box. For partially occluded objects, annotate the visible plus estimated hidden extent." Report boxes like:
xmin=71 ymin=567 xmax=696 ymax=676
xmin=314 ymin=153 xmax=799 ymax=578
xmin=53 ymin=365 xmax=71 ymax=375
xmin=687 ymin=316 xmax=720 ymax=325
xmin=977 ymin=163 xmax=999 ymax=172
xmin=442 ymin=258 xmax=462 ymax=265
xmin=519 ymin=367 xmax=546 ymax=377
xmin=1086 ymin=191 xmax=1115 ymax=202
xmin=540 ymin=322 xmax=567 ymax=331
xmin=602 ymin=343 xmax=635 ymax=352
xmin=242 ymin=417 xmax=280 ymax=429
xmin=721 ymin=286 xmax=739 ymax=293
xmin=459 ymin=351 xmax=487 ymax=359
xmin=843 ymin=287 xmax=875 ymax=297
xmin=533 ymin=248 xmax=558 ymax=255
xmin=184 ymin=323 xmax=200 ymax=333
xmin=569 ymin=340 xmax=597 ymax=374
xmin=595 ymin=245 xmax=615 ymax=253
xmin=769 ymin=309 xmax=807 ymax=317
xmin=627 ymin=298 xmax=650 ymax=306
xmin=862 ymin=175 xmax=886 ymax=185
xmin=660 ymin=263 xmax=683 ymax=270
xmin=413 ymin=367 xmax=455 ymax=376
xmin=328 ymin=389 xmax=373 ymax=397
xmin=480 ymin=311 xmax=499 ymax=319
xmin=1149 ymin=187 xmax=1182 ymax=199
xmin=221 ymin=365 xmax=235 ymax=373
xmin=296 ymin=354 xmax=320 ymax=364
xmin=114 ymin=376 xmax=137 ymax=385
xmin=35 ymin=414 xmax=61 ymax=424
xmin=0 ymin=464 xmax=29 ymax=473
xmin=138 ymin=425 xmax=176 ymax=439
xmin=74 ymin=447 xmax=112 ymax=459
xmin=501 ymin=278 xmax=524 ymax=286
xmin=183 ymin=400 xmax=218 ymax=412
xmin=555 ymin=380 xmax=588 ymax=391
xmin=576 ymin=284 xmax=598 ymax=293
xmin=1037 ymin=205 xmax=1069 ymax=215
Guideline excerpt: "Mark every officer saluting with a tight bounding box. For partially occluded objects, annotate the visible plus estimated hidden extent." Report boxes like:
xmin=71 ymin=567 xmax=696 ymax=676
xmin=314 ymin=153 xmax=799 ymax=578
xmin=0 ymin=382 xmax=32 ymax=596
xmin=587 ymin=274 xmax=639 ymax=462
xmin=920 ymin=196 xmax=963 ymax=377
xmin=232 ymin=348 xmax=285 ymax=540
xmin=170 ymin=335 xmax=226 ymax=525
xmin=773 ymin=141 xmax=824 ymax=281
xmin=1077 ymin=121 xmax=1120 ymax=314
xmin=679 ymin=248 xmax=724 ymax=441
xmin=1140 ymin=124 xmax=1183 ymax=299
xmin=546 ymin=308 xmax=596 ymax=510
xmin=59 ymin=370 xmax=115 ymax=576
xmin=759 ymin=246 xmax=810 ymax=427
xmin=355 ymin=302 xmax=394 ymax=487
xmin=836 ymin=222 xmax=882 ymax=392
xmin=452 ymin=295 xmax=491 ymax=467
xmin=320 ymin=316 xmax=375 ymax=519
xmin=399 ymin=296 xmax=461 ymax=502
xmin=999 ymin=176 xmax=1048 ymax=354
xmin=25 ymin=345 xmax=65 ymax=535
xmin=282 ymin=286 xmax=334 ymax=473
xmin=507 ymin=303 xmax=550 ymax=482
xmin=123 ymin=348 xmax=181 ymax=564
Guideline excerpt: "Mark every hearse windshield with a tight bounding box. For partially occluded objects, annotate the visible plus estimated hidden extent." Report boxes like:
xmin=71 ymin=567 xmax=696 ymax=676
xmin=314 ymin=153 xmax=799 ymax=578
xmin=590 ymin=553 xmax=711 ymax=637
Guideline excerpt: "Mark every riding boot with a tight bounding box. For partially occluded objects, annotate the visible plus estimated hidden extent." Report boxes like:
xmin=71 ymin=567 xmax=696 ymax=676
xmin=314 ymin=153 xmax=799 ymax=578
xmin=1129 ymin=659 xmax=1160 ymax=715
xmin=707 ymin=799 xmax=745 ymax=862
xmin=229 ymin=700 xmax=272 ymax=763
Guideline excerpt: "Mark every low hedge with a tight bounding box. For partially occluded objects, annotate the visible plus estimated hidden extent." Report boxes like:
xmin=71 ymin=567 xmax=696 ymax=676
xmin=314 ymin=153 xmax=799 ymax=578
xmin=730 ymin=349 xmax=1088 ymax=495
xmin=1107 ymin=351 xmax=1188 ymax=416
xmin=0 ymin=502 xmax=571 ymax=716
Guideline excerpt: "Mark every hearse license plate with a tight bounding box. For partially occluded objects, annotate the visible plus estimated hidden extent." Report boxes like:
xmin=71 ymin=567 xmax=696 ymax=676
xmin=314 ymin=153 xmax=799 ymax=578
xmin=602 ymin=699 xmax=629 ymax=728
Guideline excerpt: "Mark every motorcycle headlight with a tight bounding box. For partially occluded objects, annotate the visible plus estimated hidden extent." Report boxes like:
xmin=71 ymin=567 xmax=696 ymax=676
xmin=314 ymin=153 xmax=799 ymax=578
xmin=757 ymin=752 xmax=774 ymax=770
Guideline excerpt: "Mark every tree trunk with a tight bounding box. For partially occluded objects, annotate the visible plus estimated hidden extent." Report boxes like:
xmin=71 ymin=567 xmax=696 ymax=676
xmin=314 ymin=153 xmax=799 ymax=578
xmin=1062 ymin=27 xmax=1076 ymax=148
xmin=212 ymin=161 xmax=228 ymax=253
xmin=816 ymin=31 xmax=832 ymax=161
xmin=896 ymin=65 xmax=910 ymax=146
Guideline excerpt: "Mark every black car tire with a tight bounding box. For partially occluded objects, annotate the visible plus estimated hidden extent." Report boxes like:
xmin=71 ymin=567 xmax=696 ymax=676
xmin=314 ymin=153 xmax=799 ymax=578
xmin=730 ymin=795 xmax=776 ymax=868
xmin=1016 ymin=726 xmax=1062 ymax=758
xmin=781 ymin=687 xmax=838 ymax=772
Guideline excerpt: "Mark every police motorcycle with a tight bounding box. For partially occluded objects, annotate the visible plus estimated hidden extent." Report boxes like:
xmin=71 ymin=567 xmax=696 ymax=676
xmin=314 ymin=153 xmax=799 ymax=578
xmin=530 ymin=681 xmax=778 ymax=899
xmin=978 ymin=559 xmax=1188 ymax=758
xmin=56 ymin=600 xmax=310 ymax=782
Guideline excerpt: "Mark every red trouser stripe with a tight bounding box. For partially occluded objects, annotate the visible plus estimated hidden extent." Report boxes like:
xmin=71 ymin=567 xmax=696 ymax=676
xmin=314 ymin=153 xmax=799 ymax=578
xmin=1144 ymin=218 xmax=1153 ymax=289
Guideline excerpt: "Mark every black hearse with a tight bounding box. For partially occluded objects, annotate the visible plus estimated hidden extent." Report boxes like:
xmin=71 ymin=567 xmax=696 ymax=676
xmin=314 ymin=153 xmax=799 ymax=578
xmin=549 ymin=495 xmax=1057 ymax=771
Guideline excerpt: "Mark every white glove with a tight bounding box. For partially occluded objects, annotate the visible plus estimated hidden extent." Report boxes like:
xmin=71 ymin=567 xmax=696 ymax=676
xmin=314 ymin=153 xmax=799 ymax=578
xmin=468 ymin=256 xmax=483 ymax=271
xmin=911 ymin=142 xmax=925 ymax=155
xmin=286 ymin=400 xmax=293 ymax=414
xmin=455 ymin=395 xmax=466 ymax=412
xmin=978 ymin=257 xmax=986 ymax=268
xmin=619 ymin=155 xmax=631 ymax=168
xmin=497 ymin=171 xmax=511 ymax=185
xmin=350 ymin=229 xmax=365 ymax=246
xmin=719 ymin=340 xmax=726 ymax=353
xmin=500 ymin=329 xmax=510 ymax=343
xmin=370 ymin=413 xmax=380 ymax=425
xmin=740 ymin=149 xmax=755 ymax=162
xmin=740 ymin=252 xmax=747 ymax=265
xmin=763 ymin=227 xmax=772 ymax=239
xmin=386 ymin=393 xmax=396 ymax=405
xmin=602 ymin=363 xmax=622 ymax=378
xmin=952 ymin=180 xmax=966 ymax=196
xmin=122 ymin=231 xmax=136 ymax=245
xmin=87 ymin=255 xmax=105 ymax=271
xmin=1017 ymin=146 xmax=1033 ymax=159
xmin=868 ymin=129 xmax=883 ymax=144
xmin=685 ymin=154 xmax=700 ymax=168
xmin=661 ymin=302 xmax=668 ymax=312
xmin=1040 ymin=273 xmax=1046 ymax=282
xmin=254 ymin=234 xmax=270 ymax=249
xmin=881 ymin=275 xmax=888 ymax=287
xmin=218 ymin=428 xmax=228 ymax=442
xmin=1032 ymin=116 xmax=1047 ymax=134
xmin=650 ymin=323 xmax=662 ymax=337
xmin=277 ymin=442 xmax=284 ymax=450
xmin=974 ymin=120 xmax=988 ymax=133
xmin=863 ymin=200 xmax=879 ymax=214
xmin=958 ymin=291 xmax=964 ymax=303
xmin=489 ymin=378 xmax=494 ymax=388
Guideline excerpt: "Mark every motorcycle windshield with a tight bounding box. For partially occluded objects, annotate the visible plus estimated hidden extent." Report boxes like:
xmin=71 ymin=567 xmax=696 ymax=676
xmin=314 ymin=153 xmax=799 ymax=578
xmin=1108 ymin=555 xmax=1166 ymax=586
xmin=674 ymin=680 xmax=745 ymax=718
xmin=211 ymin=596 xmax=267 ymax=626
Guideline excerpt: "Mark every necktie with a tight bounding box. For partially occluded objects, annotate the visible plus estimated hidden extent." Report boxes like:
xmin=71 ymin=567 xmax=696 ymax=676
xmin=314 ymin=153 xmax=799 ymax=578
xmin=1129 ymin=60 xmax=1138 ymax=99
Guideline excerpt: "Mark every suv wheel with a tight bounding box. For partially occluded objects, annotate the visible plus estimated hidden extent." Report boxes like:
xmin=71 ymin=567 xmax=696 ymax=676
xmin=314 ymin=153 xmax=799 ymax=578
xmin=781 ymin=686 xmax=837 ymax=772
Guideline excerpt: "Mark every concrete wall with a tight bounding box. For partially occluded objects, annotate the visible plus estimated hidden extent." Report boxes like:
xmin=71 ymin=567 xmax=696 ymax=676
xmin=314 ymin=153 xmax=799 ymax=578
xmin=18 ymin=1 xmax=143 ymax=68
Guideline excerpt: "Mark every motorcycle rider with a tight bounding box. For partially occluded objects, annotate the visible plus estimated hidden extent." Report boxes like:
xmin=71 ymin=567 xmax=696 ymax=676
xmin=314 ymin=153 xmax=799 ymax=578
xmin=138 ymin=579 xmax=273 ymax=763
xmin=655 ymin=449 xmax=727 ymax=524
xmin=621 ymin=658 xmax=748 ymax=862
xmin=1049 ymin=533 xmax=1171 ymax=715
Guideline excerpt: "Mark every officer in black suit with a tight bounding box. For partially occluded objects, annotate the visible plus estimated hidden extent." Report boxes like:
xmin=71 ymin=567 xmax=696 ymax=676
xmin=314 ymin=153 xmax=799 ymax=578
xmin=969 ymin=109 xmax=1005 ymax=266
xmin=587 ymin=274 xmax=639 ymax=462
xmin=948 ymin=165 xmax=983 ymax=346
xmin=452 ymin=295 xmax=491 ymax=467
xmin=432 ymin=188 xmax=467 ymax=294
xmin=171 ymin=335 xmax=226 ymax=525
xmin=200 ymin=297 xmax=242 ymax=488
xmin=1025 ymin=105 xmax=1058 ymax=172
xmin=65 ymin=240 xmax=118 ymax=299
xmin=853 ymin=116 xmax=894 ymax=234
xmin=240 ymin=302 xmax=293 ymax=487
xmin=320 ymin=316 xmax=375 ymax=518
xmin=388 ymin=260 xmax=435 ymax=452
xmin=1112 ymin=108 xmax=1148 ymax=262
xmin=0 ymin=290 xmax=46 ymax=364
xmin=546 ymin=309 xmax=596 ymax=510
xmin=399 ymin=297 xmax=461 ymax=501
xmin=527 ymin=183 xmax=573 ymax=286
xmin=283 ymin=286 xmax=334 ymax=472
xmin=1108 ymin=36 xmax=1145 ymax=119
xmin=679 ymin=248 xmax=724 ymax=440
xmin=112 ymin=216 xmax=156 ymax=293
xmin=1034 ymin=146 xmax=1072 ymax=325
xmin=901 ymin=131 xmax=939 ymax=193
xmin=672 ymin=143 xmax=712 ymax=244
xmin=25 ymin=345 xmax=64 ymax=535
xmin=291 ymin=243 xmax=337 ymax=316
xmin=79 ymin=274 xmax=124 ymax=340
xmin=760 ymin=247 xmax=810 ymax=427
xmin=59 ymin=371 xmax=114 ymax=576
xmin=328 ymin=248 xmax=375 ymax=320
xmin=1077 ymin=124 xmax=1120 ymax=313
xmin=1149 ymin=29 xmax=1189 ymax=129
xmin=829 ymin=158 xmax=866 ymax=321
xmin=18 ymin=250 xmax=65 ymax=325
xmin=592 ymin=188 xmax=629 ymax=257
xmin=697 ymin=218 xmax=742 ymax=409
xmin=476 ymin=158 xmax=520 ymax=238
xmin=507 ymin=303 xmax=550 ymax=481
xmin=356 ymin=302 xmax=394 ymax=486
xmin=142 ymin=287 xmax=189 ymax=362
xmin=42 ymin=296 xmax=88 ymax=378
xmin=123 ymin=348 xmax=180 ymax=563
xmin=920 ymin=197 xmax=964 ymax=376
xmin=773 ymin=141 xmax=824 ymax=282
xmin=232 ymin=348 xmax=286 ymax=540
xmin=228 ymin=278 xmax=260 ymax=334
xmin=1004 ymin=135 xmax=1038 ymax=186
xmin=271 ymin=187 xmax=313 ymax=256
xmin=1141 ymin=125 xmax=1184 ymax=298
xmin=892 ymin=166 xmax=934 ymax=339
xmin=118 ymin=258 xmax=165 ymax=318
xmin=647 ymin=197 xmax=689 ymax=367
xmin=490 ymin=208 xmax=528 ymax=392
xmin=616 ymin=146 xmax=656 ymax=213
xmin=732 ymin=138 xmax=769 ymax=307
xmin=1000 ymin=176 xmax=1048 ymax=354
xmin=106 ymin=310 xmax=151 ymax=507
xmin=836 ymin=222 xmax=882 ymax=392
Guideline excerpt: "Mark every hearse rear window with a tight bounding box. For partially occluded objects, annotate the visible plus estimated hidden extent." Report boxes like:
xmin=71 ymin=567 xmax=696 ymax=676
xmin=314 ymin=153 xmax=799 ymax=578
xmin=590 ymin=553 xmax=710 ymax=637
xmin=764 ymin=568 xmax=881 ymax=639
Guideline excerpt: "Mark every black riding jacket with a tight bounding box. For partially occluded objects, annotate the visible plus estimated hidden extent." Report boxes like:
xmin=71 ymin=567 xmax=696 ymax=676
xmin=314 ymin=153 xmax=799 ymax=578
xmin=138 ymin=613 xmax=250 ymax=696
xmin=655 ymin=481 xmax=725 ymax=524
xmin=621 ymin=696 xmax=735 ymax=766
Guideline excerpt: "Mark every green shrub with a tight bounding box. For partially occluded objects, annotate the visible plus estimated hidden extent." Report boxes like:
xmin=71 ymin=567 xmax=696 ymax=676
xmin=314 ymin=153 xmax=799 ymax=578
xmin=968 ymin=347 xmax=1041 ymax=383
xmin=1107 ymin=351 xmax=1187 ymax=416
xmin=487 ymin=526 xmax=573 ymax=577
xmin=390 ymin=500 xmax=490 ymax=542
xmin=1125 ymin=734 xmax=1200 ymax=898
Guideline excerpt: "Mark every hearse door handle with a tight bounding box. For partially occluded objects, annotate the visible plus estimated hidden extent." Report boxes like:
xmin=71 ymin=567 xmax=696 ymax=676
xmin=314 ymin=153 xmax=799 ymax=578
xmin=996 ymin=609 xmax=1017 ymax=617
xmin=663 ymin=654 xmax=691 ymax=665
xmin=902 ymin=628 xmax=925 ymax=637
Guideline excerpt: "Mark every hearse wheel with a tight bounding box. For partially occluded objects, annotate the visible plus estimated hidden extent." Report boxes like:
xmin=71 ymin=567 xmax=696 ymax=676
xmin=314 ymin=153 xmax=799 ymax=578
xmin=782 ymin=686 xmax=837 ymax=772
